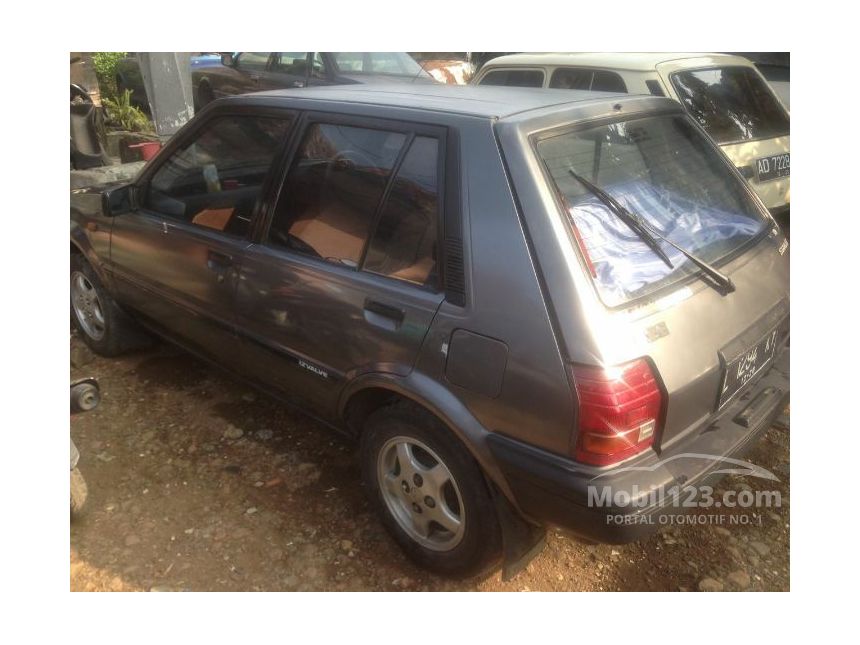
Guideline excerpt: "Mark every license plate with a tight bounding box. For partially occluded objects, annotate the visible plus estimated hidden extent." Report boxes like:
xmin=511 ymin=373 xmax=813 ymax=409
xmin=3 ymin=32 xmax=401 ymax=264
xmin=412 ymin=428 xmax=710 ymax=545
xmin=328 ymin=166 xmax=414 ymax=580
xmin=718 ymin=327 xmax=780 ymax=409
xmin=756 ymin=153 xmax=790 ymax=182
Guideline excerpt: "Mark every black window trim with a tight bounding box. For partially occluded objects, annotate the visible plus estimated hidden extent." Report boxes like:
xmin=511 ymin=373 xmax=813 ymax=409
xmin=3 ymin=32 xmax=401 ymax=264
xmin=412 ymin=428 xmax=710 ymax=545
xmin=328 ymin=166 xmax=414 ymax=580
xmin=132 ymin=104 xmax=299 ymax=241
xmin=667 ymin=64 xmax=790 ymax=146
xmin=256 ymin=110 xmax=449 ymax=294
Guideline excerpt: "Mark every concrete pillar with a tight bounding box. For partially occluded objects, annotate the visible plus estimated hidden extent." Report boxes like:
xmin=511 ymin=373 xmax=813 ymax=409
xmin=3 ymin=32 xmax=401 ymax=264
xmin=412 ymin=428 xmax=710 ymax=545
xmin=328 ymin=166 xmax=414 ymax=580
xmin=138 ymin=53 xmax=194 ymax=141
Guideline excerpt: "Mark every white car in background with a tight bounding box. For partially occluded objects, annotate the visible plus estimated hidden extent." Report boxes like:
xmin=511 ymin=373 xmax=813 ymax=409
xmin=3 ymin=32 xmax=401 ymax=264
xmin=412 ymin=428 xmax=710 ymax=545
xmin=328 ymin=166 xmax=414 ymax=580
xmin=473 ymin=53 xmax=790 ymax=216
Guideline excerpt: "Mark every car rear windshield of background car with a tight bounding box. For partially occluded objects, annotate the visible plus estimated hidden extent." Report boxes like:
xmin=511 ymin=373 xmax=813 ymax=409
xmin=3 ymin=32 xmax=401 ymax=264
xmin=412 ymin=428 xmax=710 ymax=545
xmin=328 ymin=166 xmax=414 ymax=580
xmin=479 ymin=69 xmax=544 ymax=88
xmin=671 ymin=66 xmax=789 ymax=144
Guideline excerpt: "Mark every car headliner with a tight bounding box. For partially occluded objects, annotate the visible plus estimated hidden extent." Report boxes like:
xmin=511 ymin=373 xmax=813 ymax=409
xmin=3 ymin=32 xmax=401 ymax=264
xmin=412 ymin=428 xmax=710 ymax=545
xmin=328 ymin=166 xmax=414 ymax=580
xmin=234 ymin=84 xmax=632 ymax=121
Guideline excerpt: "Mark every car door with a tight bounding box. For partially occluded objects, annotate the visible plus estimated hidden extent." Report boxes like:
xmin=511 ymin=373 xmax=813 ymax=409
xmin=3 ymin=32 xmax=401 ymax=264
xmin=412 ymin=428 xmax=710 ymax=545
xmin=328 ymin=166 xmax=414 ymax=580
xmin=209 ymin=52 xmax=271 ymax=98
xmin=109 ymin=108 xmax=295 ymax=362
xmin=262 ymin=52 xmax=314 ymax=89
xmin=232 ymin=113 xmax=447 ymax=417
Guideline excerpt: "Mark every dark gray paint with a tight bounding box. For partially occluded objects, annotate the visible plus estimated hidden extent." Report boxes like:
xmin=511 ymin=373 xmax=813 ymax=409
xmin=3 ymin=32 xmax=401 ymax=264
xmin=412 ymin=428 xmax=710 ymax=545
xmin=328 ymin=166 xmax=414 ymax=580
xmin=70 ymin=85 xmax=790 ymax=526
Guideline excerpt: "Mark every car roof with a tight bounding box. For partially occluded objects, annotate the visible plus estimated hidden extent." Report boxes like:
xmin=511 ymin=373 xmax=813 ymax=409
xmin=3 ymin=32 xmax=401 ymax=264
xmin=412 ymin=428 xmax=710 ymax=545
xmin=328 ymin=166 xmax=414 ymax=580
xmin=479 ymin=52 xmax=752 ymax=72
xmin=242 ymin=83 xmax=630 ymax=120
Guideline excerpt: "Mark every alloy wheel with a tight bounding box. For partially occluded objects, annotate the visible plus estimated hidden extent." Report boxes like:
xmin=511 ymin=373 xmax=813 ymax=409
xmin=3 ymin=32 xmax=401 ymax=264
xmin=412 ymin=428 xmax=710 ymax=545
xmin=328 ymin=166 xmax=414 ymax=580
xmin=71 ymin=271 xmax=106 ymax=341
xmin=377 ymin=436 xmax=465 ymax=552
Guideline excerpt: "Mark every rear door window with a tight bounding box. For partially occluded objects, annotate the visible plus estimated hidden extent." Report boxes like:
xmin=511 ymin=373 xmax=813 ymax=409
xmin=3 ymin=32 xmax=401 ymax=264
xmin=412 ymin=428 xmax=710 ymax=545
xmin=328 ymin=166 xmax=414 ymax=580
xmin=267 ymin=123 xmax=407 ymax=267
xmin=364 ymin=136 xmax=439 ymax=287
xmin=143 ymin=114 xmax=293 ymax=237
xmin=479 ymin=69 xmax=545 ymax=88
xmin=271 ymin=52 xmax=311 ymax=76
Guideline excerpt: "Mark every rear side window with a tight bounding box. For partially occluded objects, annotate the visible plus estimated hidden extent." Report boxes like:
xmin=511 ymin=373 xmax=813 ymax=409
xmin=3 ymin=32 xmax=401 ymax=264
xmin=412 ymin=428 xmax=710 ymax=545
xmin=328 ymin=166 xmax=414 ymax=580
xmin=479 ymin=69 xmax=545 ymax=88
xmin=268 ymin=123 xmax=407 ymax=267
xmin=550 ymin=68 xmax=627 ymax=93
xmin=364 ymin=136 xmax=439 ymax=286
xmin=271 ymin=52 xmax=310 ymax=76
xmin=144 ymin=114 xmax=293 ymax=237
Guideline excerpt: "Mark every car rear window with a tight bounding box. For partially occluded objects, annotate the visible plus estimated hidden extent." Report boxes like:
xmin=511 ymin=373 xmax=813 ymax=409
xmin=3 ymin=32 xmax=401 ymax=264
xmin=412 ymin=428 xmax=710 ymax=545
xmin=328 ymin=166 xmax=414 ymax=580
xmin=536 ymin=114 xmax=768 ymax=306
xmin=479 ymin=69 xmax=545 ymax=88
xmin=670 ymin=66 xmax=789 ymax=144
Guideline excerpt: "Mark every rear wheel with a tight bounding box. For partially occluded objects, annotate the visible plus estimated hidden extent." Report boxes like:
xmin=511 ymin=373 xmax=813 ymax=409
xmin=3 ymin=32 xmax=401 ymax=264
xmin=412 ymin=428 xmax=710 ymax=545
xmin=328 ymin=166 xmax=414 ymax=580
xmin=360 ymin=402 xmax=501 ymax=577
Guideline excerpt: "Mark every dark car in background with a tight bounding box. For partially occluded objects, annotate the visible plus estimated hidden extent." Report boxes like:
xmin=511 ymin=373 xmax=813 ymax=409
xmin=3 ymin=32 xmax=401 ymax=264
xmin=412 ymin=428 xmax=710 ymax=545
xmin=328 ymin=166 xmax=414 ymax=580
xmin=193 ymin=52 xmax=436 ymax=109
xmin=70 ymin=85 xmax=789 ymax=577
xmin=116 ymin=53 xmax=222 ymax=111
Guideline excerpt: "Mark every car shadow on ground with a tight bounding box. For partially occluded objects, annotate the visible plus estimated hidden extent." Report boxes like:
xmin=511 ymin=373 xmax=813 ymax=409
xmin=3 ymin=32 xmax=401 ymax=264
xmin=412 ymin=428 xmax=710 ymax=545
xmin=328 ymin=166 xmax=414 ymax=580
xmin=70 ymin=336 xmax=789 ymax=591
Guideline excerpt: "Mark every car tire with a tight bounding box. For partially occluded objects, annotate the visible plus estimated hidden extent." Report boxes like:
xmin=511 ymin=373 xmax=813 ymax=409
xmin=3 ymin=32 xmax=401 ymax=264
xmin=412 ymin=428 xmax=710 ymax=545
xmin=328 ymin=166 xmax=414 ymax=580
xmin=70 ymin=254 xmax=149 ymax=356
xmin=70 ymin=467 xmax=88 ymax=520
xmin=360 ymin=402 xmax=502 ymax=577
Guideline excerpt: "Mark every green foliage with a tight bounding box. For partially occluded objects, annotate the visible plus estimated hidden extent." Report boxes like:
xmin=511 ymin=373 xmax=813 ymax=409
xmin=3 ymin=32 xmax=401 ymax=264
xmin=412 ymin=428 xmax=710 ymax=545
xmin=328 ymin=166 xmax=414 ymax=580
xmin=103 ymin=89 xmax=153 ymax=133
xmin=92 ymin=52 xmax=127 ymax=98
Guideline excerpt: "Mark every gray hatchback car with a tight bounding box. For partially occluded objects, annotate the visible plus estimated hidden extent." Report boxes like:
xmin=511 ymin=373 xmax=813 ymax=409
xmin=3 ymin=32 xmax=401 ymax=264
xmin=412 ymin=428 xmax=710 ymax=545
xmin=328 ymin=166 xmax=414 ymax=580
xmin=70 ymin=85 xmax=790 ymax=577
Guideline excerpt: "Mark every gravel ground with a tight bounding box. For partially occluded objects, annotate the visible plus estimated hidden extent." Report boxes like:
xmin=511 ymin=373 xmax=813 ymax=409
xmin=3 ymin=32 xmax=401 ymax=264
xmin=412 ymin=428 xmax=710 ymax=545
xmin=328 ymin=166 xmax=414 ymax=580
xmin=70 ymin=333 xmax=789 ymax=592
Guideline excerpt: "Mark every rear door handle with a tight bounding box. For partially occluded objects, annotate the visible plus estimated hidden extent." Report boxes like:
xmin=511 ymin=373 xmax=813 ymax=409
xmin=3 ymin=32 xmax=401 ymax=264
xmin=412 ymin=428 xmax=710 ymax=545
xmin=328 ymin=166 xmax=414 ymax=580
xmin=364 ymin=299 xmax=405 ymax=330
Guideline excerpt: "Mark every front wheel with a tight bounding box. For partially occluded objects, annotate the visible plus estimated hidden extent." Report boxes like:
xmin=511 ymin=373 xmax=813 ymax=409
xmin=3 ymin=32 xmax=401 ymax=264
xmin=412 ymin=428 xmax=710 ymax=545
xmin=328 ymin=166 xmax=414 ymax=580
xmin=360 ymin=403 xmax=502 ymax=577
xmin=70 ymin=254 xmax=148 ymax=356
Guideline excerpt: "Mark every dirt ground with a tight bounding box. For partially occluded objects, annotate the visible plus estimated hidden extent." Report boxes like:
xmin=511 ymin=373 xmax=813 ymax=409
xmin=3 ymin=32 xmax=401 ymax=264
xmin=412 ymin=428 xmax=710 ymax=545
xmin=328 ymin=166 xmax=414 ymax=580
xmin=70 ymin=333 xmax=789 ymax=592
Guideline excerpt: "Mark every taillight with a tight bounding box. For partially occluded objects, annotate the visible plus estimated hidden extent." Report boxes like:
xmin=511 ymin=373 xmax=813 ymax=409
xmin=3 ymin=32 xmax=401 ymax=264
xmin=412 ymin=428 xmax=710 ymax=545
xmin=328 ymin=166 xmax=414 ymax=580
xmin=571 ymin=358 xmax=663 ymax=466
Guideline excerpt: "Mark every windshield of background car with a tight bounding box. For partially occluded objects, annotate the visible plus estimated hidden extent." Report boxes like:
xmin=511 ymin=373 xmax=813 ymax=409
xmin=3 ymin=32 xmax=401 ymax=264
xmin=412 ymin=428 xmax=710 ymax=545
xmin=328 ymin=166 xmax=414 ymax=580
xmin=670 ymin=66 xmax=790 ymax=144
xmin=329 ymin=52 xmax=426 ymax=76
xmin=537 ymin=114 xmax=769 ymax=306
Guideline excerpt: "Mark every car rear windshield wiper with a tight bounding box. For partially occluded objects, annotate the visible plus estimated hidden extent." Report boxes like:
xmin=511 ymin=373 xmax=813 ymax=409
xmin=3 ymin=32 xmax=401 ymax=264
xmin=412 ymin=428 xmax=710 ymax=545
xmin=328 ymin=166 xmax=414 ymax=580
xmin=567 ymin=169 xmax=736 ymax=295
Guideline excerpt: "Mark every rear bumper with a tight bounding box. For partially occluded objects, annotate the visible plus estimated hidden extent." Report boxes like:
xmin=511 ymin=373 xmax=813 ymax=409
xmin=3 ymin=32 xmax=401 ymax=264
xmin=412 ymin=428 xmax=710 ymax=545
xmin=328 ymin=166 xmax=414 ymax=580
xmin=488 ymin=348 xmax=789 ymax=543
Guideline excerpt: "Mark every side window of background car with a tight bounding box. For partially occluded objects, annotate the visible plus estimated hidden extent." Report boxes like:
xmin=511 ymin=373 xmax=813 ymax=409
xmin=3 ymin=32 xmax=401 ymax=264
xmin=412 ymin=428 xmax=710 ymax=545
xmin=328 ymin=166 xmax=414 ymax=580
xmin=235 ymin=52 xmax=271 ymax=72
xmin=591 ymin=71 xmax=627 ymax=93
xmin=363 ymin=136 xmax=439 ymax=287
xmin=268 ymin=123 xmax=407 ymax=267
xmin=549 ymin=68 xmax=592 ymax=90
xmin=479 ymin=69 xmax=545 ymax=88
xmin=550 ymin=68 xmax=628 ymax=93
xmin=143 ymin=114 xmax=293 ymax=237
xmin=272 ymin=53 xmax=311 ymax=77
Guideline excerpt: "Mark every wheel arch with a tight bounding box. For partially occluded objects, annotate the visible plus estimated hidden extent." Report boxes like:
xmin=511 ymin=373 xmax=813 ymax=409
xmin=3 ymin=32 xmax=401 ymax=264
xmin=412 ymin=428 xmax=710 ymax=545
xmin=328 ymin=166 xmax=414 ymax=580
xmin=339 ymin=372 xmax=520 ymax=507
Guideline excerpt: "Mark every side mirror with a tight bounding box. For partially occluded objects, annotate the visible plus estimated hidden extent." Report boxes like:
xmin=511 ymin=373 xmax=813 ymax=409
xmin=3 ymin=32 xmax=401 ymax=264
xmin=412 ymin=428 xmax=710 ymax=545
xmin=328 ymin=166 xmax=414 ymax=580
xmin=221 ymin=53 xmax=235 ymax=67
xmin=102 ymin=184 xmax=133 ymax=217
